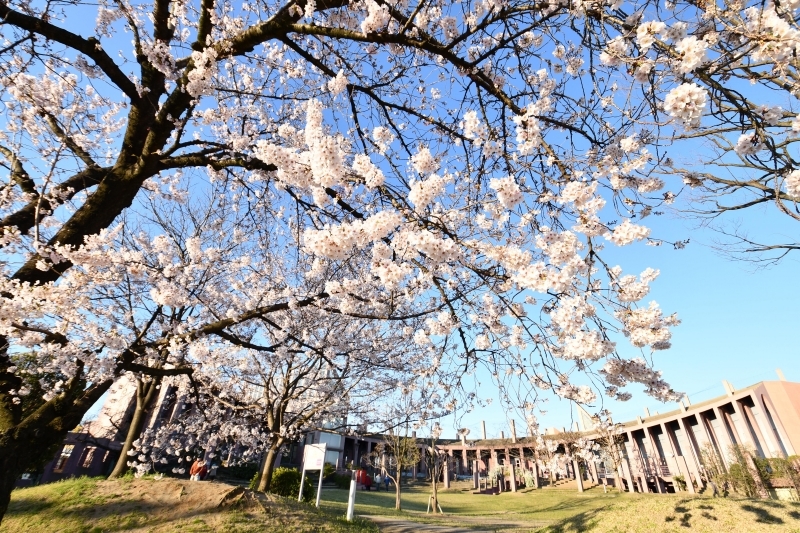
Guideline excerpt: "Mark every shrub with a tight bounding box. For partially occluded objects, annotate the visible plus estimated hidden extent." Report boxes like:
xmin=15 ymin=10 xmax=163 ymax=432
xmin=323 ymin=462 xmax=336 ymax=480
xmin=220 ymin=462 xmax=260 ymax=481
xmin=673 ymin=474 xmax=687 ymax=492
xmin=248 ymin=472 xmax=260 ymax=490
xmin=270 ymin=467 xmax=314 ymax=502
xmin=332 ymin=473 xmax=352 ymax=489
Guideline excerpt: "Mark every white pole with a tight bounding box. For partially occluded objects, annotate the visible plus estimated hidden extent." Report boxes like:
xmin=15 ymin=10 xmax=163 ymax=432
xmin=298 ymin=468 xmax=307 ymax=502
xmin=316 ymin=468 xmax=324 ymax=508
xmin=346 ymin=470 xmax=357 ymax=521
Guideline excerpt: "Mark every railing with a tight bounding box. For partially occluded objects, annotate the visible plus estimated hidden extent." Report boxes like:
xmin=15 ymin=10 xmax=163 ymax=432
xmin=632 ymin=457 xmax=671 ymax=478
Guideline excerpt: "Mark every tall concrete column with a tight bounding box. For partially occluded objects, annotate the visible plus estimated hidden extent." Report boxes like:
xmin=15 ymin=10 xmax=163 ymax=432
xmin=621 ymin=459 xmax=635 ymax=492
xmin=747 ymin=394 xmax=781 ymax=457
xmin=677 ymin=417 xmax=705 ymax=490
xmin=573 ymin=459 xmax=584 ymax=492
xmin=729 ymin=400 xmax=757 ymax=449
xmin=443 ymin=456 xmax=450 ymax=489
xmin=625 ymin=437 xmax=648 ymax=493
xmin=711 ymin=406 xmax=735 ymax=463
xmin=644 ymin=427 xmax=664 ymax=493
xmin=744 ymin=452 xmax=769 ymax=499
xmin=757 ymin=393 xmax=795 ymax=455
xmin=741 ymin=401 xmax=770 ymax=457
xmin=658 ymin=424 xmax=680 ymax=480
xmin=589 ymin=460 xmax=599 ymax=486
xmin=659 ymin=422 xmax=694 ymax=493
xmin=472 ymin=459 xmax=479 ymax=489
xmin=676 ymin=455 xmax=696 ymax=493
xmin=505 ymin=449 xmax=517 ymax=492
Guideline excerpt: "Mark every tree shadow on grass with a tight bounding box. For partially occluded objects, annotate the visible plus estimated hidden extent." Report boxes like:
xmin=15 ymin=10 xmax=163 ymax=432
xmin=538 ymin=508 xmax=603 ymax=533
xmin=740 ymin=504 xmax=784 ymax=525
xmin=670 ymin=498 xmax=697 ymax=526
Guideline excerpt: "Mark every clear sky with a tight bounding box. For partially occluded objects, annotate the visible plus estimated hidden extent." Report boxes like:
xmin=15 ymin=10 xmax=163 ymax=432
xmin=448 ymin=195 xmax=800 ymax=440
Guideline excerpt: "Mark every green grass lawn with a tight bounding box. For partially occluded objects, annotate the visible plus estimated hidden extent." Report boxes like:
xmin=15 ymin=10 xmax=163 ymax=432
xmin=318 ymin=480 xmax=624 ymax=522
xmin=3 ymin=477 xmax=799 ymax=533
xmin=318 ymin=480 xmax=800 ymax=532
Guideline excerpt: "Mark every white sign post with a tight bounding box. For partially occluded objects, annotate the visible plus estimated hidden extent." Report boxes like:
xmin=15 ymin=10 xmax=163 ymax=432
xmin=298 ymin=443 xmax=327 ymax=508
xmin=345 ymin=469 xmax=357 ymax=521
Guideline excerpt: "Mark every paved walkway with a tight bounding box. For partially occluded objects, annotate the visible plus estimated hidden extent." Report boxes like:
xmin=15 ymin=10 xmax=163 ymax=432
xmin=364 ymin=514 xmax=550 ymax=533
xmin=366 ymin=516 xmax=493 ymax=533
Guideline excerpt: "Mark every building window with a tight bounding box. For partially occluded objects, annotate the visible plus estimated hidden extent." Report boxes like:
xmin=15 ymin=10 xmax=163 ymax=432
xmin=53 ymin=445 xmax=74 ymax=473
xmin=81 ymin=447 xmax=96 ymax=468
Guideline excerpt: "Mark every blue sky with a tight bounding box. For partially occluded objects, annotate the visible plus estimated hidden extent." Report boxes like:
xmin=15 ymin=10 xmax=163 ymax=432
xmin=449 ymin=196 xmax=800 ymax=439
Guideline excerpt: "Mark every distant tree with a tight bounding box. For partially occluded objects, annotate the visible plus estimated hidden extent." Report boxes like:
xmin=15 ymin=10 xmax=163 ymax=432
xmin=423 ymin=423 xmax=451 ymax=514
xmin=592 ymin=411 xmax=626 ymax=492
xmin=369 ymin=429 xmax=420 ymax=510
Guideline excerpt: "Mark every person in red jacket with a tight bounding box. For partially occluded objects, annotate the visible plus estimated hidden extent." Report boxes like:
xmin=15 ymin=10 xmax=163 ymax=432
xmin=190 ymin=459 xmax=208 ymax=481
xmin=355 ymin=469 xmax=373 ymax=490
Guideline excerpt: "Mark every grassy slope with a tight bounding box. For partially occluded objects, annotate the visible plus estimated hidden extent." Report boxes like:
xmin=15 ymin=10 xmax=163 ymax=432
xmin=1 ymin=477 xmax=377 ymax=533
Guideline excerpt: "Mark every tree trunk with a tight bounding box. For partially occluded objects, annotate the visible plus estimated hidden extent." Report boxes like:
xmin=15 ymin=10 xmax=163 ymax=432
xmin=613 ymin=472 xmax=623 ymax=492
xmin=0 ymin=376 xmax=112 ymax=525
xmin=394 ymin=465 xmax=402 ymax=510
xmin=256 ymin=441 xmax=281 ymax=492
xmin=430 ymin=477 xmax=439 ymax=514
xmin=108 ymin=378 xmax=160 ymax=479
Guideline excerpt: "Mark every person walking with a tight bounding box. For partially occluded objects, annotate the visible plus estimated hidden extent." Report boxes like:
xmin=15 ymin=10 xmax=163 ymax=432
xmin=374 ymin=473 xmax=383 ymax=491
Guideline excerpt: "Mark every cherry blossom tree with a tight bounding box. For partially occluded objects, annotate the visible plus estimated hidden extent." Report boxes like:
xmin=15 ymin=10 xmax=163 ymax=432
xmin=364 ymin=389 xmax=442 ymax=510
xmin=592 ymin=410 xmax=626 ymax=492
xmin=369 ymin=430 xmax=421 ymax=510
xmin=424 ymin=422 xmax=448 ymax=514
xmin=3 ymin=0 xmax=792 ymax=521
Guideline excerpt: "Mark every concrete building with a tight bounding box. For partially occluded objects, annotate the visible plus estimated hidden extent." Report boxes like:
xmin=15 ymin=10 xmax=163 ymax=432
xmin=611 ymin=374 xmax=799 ymax=493
xmin=406 ymin=371 xmax=800 ymax=495
xmin=22 ymin=370 xmax=799 ymax=495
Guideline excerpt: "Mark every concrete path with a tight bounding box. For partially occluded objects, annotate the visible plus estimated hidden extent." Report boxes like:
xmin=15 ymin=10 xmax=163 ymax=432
xmin=364 ymin=514 xmax=550 ymax=533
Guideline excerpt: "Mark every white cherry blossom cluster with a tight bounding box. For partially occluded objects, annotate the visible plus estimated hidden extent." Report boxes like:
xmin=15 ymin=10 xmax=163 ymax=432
xmin=352 ymin=154 xmax=386 ymax=188
xmin=410 ymin=146 xmax=440 ymax=175
xmin=555 ymin=384 xmax=597 ymax=404
xmin=186 ymin=48 xmax=218 ymax=97
xmin=616 ymin=301 xmax=680 ymax=351
xmin=663 ymin=83 xmax=707 ymax=129
xmin=511 ymin=107 xmax=542 ymax=155
xmin=605 ymin=219 xmax=650 ymax=246
xmin=303 ymin=210 xmax=403 ymax=260
xmin=408 ymin=173 xmax=447 ymax=212
xmin=361 ymin=0 xmax=390 ymax=34
xmin=785 ymin=170 xmax=800 ymax=197
xmin=601 ymin=357 xmax=680 ymax=402
xmin=489 ymin=176 xmax=523 ymax=209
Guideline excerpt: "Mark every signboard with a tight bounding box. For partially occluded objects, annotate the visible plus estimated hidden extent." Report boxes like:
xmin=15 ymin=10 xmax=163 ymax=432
xmin=302 ymin=443 xmax=327 ymax=471
xmin=299 ymin=443 xmax=327 ymax=507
